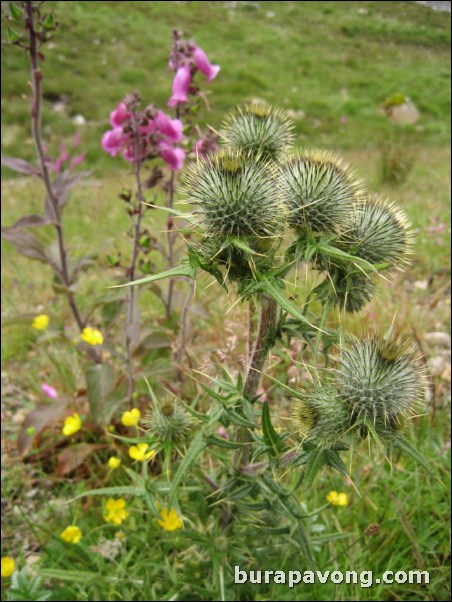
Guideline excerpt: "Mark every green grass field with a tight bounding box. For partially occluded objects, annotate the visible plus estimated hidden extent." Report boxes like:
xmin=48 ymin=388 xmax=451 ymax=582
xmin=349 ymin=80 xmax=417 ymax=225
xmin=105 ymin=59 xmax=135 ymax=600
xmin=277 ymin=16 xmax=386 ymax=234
xmin=1 ymin=2 xmax=451 ymax=601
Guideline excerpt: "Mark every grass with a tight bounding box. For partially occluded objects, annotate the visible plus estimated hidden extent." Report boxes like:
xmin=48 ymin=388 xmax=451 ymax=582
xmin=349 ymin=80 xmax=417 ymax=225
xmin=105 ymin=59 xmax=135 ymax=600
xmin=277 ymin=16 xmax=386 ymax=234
xmin=1 ymin=2 xmax=451 ymax=601
xmin=1 ymin=1 xmax=451 ymax=172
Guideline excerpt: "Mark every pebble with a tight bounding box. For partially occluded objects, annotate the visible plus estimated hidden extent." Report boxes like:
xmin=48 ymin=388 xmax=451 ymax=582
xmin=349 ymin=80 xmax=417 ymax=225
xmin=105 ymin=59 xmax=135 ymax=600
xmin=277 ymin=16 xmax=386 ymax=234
xmin=424 ymin=332 xmax=451 ymax=348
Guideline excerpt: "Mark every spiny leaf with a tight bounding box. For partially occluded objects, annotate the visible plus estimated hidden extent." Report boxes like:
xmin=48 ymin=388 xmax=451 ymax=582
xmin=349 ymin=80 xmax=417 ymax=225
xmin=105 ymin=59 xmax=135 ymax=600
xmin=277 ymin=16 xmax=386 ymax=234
xmin=169 ymin=431 xmax=206 ymax=505
xmin=390 ymin=434 xmax=436 ymax=476
xmin=261 ymin=401 xmax=282 ymax=454
xmin=109 ymin=259 xmax=195 ymax=289
xmin=302 ymin=448 xmax=326 ymax=490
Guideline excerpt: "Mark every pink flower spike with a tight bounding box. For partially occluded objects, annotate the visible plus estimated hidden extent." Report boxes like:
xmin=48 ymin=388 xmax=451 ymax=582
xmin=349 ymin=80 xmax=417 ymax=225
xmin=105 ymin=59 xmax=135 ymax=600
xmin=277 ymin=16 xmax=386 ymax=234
xmin=101 ymin=127 xmax=130 ymax=157
xmin=110 ymin=102 xmax=132 ymax=127
xmin=155 ymin=111 xmax=183 ymax=143
xmin=72 ymin=131 xmax=81 ymax=147
xmin=53 ymin=157 xmax=64 ymax=173
xmin=158 ymin=142 xmax=186 ymax=171
xmin=193 ymin=46 xmax=220 ymax=82
xmin=41 ymin=383 xmax=58 ymax=400
xmin=168 ymin=65 xmax=191 ymax=107
xmin=69 ymin=153 xmax=86 ymax=171
xmin=139 ymin=120 xmax=156 ymax=136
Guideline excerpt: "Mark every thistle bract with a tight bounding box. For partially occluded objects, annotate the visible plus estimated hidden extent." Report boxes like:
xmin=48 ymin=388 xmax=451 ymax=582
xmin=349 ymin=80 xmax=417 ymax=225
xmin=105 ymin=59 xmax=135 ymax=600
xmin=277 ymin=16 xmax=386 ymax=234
xmin=280 ymin=150 xmax=362 ymax=233
xmin=335 ymin=337 xmax=421 ymax=427
xmin=183 ymin=151 xmax=285 ymax=240
xmin=221 ymin=104 xmax=294 ymax=160
xmin=292 ymin=385 xmax=350 ymax=447
xmin=314 ymin=268 xmax=376 ymax=313
xmin=339 ymin=196 xmax=412 ymax=267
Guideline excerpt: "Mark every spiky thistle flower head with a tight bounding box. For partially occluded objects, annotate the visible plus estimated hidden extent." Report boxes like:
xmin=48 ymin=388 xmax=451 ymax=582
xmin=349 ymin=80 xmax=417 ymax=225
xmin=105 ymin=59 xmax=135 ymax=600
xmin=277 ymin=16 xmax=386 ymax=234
xmin=292 ymin=384 xmax=351 ymax=448
xmin=220 ymin=104 xmax=294 ymax=160
xmin=338 ymin=196 xmax=413 ymax=267
xmin=143 ymin=397 xmax=191 ymax=443
xmin=335 ymin=334 xmax=423 ymax=430
xmin=182 ymin=149 xmax=286 ymax=241
xmin=279 ymin=149 xmax=363 ymax=234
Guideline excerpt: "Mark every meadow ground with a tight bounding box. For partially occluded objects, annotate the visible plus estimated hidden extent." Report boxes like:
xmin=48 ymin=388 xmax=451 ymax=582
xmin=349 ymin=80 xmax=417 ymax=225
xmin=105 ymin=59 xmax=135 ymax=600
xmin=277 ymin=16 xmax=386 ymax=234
xmin=1 ymin=1 xmax=451 ymax=600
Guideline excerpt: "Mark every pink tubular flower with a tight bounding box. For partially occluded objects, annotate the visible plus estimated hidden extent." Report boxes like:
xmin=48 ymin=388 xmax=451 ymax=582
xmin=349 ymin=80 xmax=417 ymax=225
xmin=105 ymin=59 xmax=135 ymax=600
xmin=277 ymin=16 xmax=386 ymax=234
xmin=168 ymin=64 xmax=191 ymax=107
xmin=158 ymin=142 xmax=186 ymax=171
xmin=110 ymin=102 xmax=132 ymax=127
xmin=154 ymin=111 xmax=183 ymax=143
xmin=69 ymin=153 xmax=86 ymax=170
xmin=101 ymin=127 xmax=131 ymax=157
xmin=41 ymin=383 xmax=58 ymax=400
xmin=193 ymin=45 xmax=220 ymax=82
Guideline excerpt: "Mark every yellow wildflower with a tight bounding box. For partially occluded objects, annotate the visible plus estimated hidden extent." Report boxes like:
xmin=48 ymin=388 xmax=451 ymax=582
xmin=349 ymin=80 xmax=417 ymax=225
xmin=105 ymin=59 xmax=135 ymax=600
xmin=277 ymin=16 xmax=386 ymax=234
xmin=32 ymin=314 xmax=49 ymax=330
xmin=60 ymin=525 xmax=82 ymax=544
xmin=128 ymin=443 xmax=155 ymax=462
xmin=1 ymin=557 xmax=15 ymax=578
xmin=80 ymin=327 xmax=104 ymax=346
xmin=157 ymin=507 xmax=183 ymax=531
xmin=104 ymin=498 xmax=128 ymax=525
xmin=327 ymin=490 xmax=349 ymax=507
xmin=107 ymin=456 xmax=121 ymax=469
xmin=121 ymin=408 xmax=140 ymax=427
xmin=62 ymin=413 xmax=81 ymax=437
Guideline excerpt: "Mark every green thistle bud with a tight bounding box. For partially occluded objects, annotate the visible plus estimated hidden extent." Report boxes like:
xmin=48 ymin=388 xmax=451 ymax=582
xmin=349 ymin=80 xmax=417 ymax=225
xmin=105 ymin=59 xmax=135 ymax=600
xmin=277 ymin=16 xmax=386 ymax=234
xmin=279 ymin=150 xmax=363 ymax=233
xmin=335 ymin=336 xmax=422 ymax=428
xmin=338 ymin=196 xmax=413 ymax=267
xmin=144 ymin=398 xmax=191 ymax=443
xmin=183 ymin=150 xmax=286 ymax=241
xmin=292 ymin=385 xmax=350 ymax=447
xmin=221 ymin=104 xmax=294 ymax=160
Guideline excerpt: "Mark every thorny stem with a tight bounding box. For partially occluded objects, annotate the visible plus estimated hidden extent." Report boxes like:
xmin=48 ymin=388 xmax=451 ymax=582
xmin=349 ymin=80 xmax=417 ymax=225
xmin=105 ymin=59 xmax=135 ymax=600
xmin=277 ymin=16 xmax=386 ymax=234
xmin=175 ymin=278 xmax=195 ymax=366
xmin=25 ymin=3 xmax=100 ymax=363
xmin=125 ymin=111 xmax=146 ymax=404
xmin=235 ymin=294 xmax=278 ymax=469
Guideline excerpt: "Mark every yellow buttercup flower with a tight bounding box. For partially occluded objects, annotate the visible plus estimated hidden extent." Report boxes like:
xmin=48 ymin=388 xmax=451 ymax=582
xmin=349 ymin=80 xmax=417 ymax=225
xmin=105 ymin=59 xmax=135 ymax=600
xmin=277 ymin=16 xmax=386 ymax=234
xmin=157 ymin=507 xmax=183 ymax=531
xmin=327 ymin=490 xmax=349 ymax=507
xmin=32 ymin=314 xmax=49 ymax=330
xmin=104 ymin=498 xmax=128 ymax=525
xmin=62 ymin=413 xmax=81 ymax=437
xmin=121 ymin=408 xmax=140 ymax=427
xmin=61 ymin=525 xmax=82 ymax=544
xmin=128 ymin=443 xmax=155 ymax=462
xmin=80 ymin=327 xmax=104 ymax=346
xmin=107 ymin=456 xmax=121 ymax=469
xmin=1 ymin=557 xmax=15 ymax=578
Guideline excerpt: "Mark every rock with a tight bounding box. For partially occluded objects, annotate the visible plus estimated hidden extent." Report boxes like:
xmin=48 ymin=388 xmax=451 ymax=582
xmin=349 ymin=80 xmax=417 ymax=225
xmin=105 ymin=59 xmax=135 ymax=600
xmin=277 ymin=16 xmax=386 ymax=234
xmin=424 ymin=332 xmax=451 ymax=348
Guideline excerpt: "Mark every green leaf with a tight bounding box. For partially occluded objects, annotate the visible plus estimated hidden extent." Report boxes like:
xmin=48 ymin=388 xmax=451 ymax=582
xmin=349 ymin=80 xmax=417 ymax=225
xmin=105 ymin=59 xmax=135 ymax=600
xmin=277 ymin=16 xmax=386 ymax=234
xmin=84 ymin=363 xmax=115 ymax=424
xmin=302 ymin=448 xmax=326 ymax=490
xmin=108 ymin=259 xmax=195 ymax=289
xmin=261 ymin=402 xmax=282 ymax=454
xmin=292 ymin=523 xmax=315 ymax=570
xmin=205 ymin=435 xmax=245 ymax=449
xmin=7 ymin=27 xmax=20 ymax=43
xmin=9 ymin=3 xmax=23 ymax=20
xmin=390 ymin=434 xmax=436 ymax=475
xmin=260 ymin=279 xmax=322 ymax=333
xmin=169 ymin=431 xmax=206 ymax=505
xmin=43 ymin=13 xmax=56 ymax=29
xmin=324 ymin=449 xmax=348 ymax=476
xmin=70 ymin=485 xmax=146 ymax=501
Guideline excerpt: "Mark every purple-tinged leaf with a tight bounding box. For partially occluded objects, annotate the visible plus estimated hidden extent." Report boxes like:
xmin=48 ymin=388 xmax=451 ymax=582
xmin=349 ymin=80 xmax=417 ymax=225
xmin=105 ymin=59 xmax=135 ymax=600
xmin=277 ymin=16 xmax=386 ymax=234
xmin=1 ymin=228 xmax=49 ymax=263
xmin=2 ymin=214 xmax=51 ymax=232
xmin=1 ymin=156 xmax=39 ymax=175
xmin=18 ymin=399 xmax=69 ymax=456
xmin=53 ymin=170 xmax=91 ymax=208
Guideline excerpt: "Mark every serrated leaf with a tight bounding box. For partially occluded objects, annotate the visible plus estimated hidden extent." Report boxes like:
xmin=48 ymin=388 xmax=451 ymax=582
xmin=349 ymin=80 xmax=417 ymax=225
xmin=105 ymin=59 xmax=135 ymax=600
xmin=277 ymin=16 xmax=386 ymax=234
xmin=109 ymin=259 xmax=195 ymax=289
xmin=205 ymin=435 xmax=245 ymax=449
xmin=261 ymin=401 xmax=282 ymax=454
xmin=390 ymin=434 xmax=435 ymax=475
xmin=70 ymin=485 xmax=146 ymax=501
xmin=168 ymin=431 xmax=206 ymax=505
xmin=302 ymin=448 xmax=326 ymax=490
xmin=324 ymin=449 xmax=348 ymax=476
